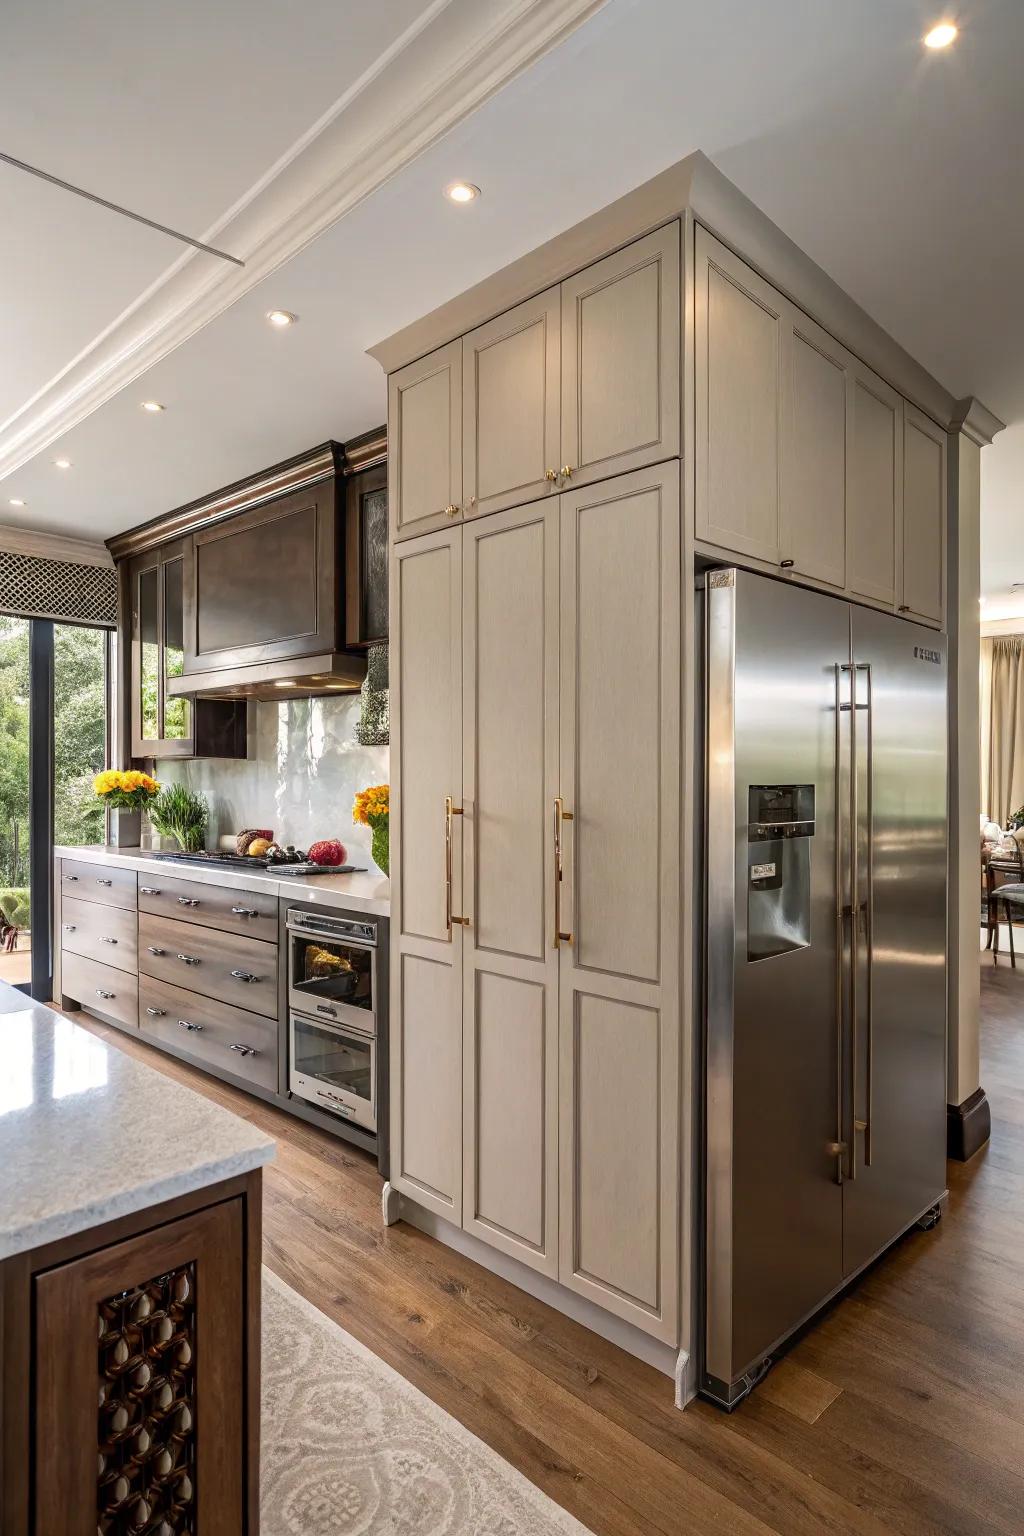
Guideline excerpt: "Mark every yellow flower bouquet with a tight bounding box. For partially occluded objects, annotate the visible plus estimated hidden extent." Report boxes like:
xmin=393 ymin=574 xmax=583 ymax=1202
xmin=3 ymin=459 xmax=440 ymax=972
xmin=93 ymin=769 xmax=160 ymax=811
xmin=353 ymin=783 xmax=389 ymax=875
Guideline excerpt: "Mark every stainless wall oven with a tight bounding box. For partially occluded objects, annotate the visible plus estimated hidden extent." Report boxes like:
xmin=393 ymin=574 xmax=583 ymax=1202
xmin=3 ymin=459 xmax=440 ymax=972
xmin=285 ymin=908 xmax=386 ymax=1153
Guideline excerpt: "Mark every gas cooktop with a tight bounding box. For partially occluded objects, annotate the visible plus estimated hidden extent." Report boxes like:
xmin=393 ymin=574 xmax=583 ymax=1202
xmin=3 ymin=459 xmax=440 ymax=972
xmin=145 ymin=850 xmax=365 ymax=877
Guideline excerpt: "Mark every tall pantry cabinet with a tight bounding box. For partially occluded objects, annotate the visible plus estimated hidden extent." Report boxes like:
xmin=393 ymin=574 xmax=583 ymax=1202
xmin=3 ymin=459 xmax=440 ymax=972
xmin=389 ymin=226 xmax=682 ymax=1347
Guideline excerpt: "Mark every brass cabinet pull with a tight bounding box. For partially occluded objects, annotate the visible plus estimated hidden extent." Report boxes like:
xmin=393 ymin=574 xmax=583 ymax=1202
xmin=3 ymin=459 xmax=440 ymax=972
xmin=544 ymin=469 xmax=558 ymax=483
xmin=559 ymin=464 xmax=574 ymax=480
xmin=176 ymin=953 xmax=200 ymax=966
xmin=178 ymin=1018 xmax=203 ymax=1032
xmin=178 ymin=896 xmax=200 ymax=907
xmin=230 ymin=906 xmax=258 ymax=918
xmin=230 ymin=969 xmax=259 ymax=983
xmin=228 ymin=1042 xmax=258 ymax=1057
xmin=553 ymin=797 xmax=574 ymax=947
xmin=444 ymin=795 xmax=470 ymax=936
xmin=444 ymin=504 xmax=460 ymax=518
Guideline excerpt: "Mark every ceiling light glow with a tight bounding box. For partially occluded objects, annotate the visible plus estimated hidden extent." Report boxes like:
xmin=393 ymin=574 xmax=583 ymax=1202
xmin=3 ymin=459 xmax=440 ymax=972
xmin=8 ymin=498 xmax=25 ymax=508
xmin=266 ymin=309 xmax=298 ymax=328
xmin=444 ymin=181 xmax=480 ymax=204
xmin=54 ymin=457 xmax=72 ymax=469
xmin=924 ymin=21 xmax=958 ymax=48
xmin=141 ymin=400 xmax=165 ymax=412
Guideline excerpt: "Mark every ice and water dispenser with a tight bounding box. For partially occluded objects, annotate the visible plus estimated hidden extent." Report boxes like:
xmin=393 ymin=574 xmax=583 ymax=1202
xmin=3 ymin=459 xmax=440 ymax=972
xmin=745 ymin=784 xmax=814 ymax=962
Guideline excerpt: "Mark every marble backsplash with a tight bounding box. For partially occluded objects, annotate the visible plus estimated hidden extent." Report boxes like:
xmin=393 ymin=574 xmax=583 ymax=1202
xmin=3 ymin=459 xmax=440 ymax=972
xmin=159 ymin=696 xmax=388 ymax=860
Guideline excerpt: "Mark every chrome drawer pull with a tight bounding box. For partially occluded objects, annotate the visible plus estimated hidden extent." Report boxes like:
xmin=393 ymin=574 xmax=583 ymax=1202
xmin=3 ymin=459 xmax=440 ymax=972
xmin=228 ymin=1042 xmax=258 ymax=1058
xmin=178 ymin=897 xmax=200 ymax=907
xmin=100 ymin=937 xmax=118 ymax=945
xmin=230 ymin=969 xmax=259 ymax=983
xmin=145 ymin=1006 xmax=166 ymax=1017
xmin=95 ymin=988 xmax=115 ymax=1000
xmin=148 ymin=945 xmax=166 ymax=956
xmin=63 ymin=923 xmax=76 ymax=932
xmin=230 ymin=906 xmax=259 ymax=918
xmin=176 ymin=953 xmax=200 ymax=966
xmin=66 ymin=874 xmax=79 ymax=882
xmin=178 ymin=1019 xmax=203 ymax=1032
xmin=96 ymin=878 xmax=112 ymax=887
xmin=139 ymin=886 xmax=161 ymax=895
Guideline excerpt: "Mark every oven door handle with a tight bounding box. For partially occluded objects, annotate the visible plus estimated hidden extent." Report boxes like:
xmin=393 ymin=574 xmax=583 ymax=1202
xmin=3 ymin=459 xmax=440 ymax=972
xmin=285 ymin=920 xmax=376 ymax=949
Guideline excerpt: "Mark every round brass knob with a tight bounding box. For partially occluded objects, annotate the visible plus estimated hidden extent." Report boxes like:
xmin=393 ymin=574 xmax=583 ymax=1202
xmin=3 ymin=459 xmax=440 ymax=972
xmin=545 ymin=469 xmax=558 ymax=483
xmin=444 ymin=504 xmax=460 ymax=518
xmin=560 ymin=464 xmax=574 ymax=479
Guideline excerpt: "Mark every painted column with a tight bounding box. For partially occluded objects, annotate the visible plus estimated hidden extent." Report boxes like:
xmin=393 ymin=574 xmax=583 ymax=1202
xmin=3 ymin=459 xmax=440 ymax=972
xmin=946 ymin=397 xmax=1003 ymax=1158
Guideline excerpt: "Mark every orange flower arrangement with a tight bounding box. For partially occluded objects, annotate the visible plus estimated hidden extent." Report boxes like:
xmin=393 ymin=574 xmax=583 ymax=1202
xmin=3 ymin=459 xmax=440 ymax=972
xmin=353 ymin=784 xmax=389 ymax=875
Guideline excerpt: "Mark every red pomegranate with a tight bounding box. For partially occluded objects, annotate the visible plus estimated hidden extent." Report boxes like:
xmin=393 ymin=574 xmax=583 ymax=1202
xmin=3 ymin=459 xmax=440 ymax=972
xmin=308 ymin=838 xmax=347 ymax=867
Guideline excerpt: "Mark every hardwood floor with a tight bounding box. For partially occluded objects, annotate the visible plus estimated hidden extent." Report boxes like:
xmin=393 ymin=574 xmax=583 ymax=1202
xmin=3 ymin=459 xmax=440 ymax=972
xmin=68 ymin=957 xmax=1024 ymax=1536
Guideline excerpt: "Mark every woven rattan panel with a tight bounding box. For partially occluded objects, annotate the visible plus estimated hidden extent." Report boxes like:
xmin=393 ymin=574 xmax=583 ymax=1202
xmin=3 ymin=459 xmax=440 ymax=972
xmin=0 ymin=549 xmax=116 ymax=626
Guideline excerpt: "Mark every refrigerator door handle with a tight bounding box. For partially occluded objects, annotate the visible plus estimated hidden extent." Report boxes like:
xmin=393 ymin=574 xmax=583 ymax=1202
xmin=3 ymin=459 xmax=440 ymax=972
xmin=833 ymin=663 xmax=847 ymax=1185
xmin=856 ymin=662 xmax=875 ymax=1168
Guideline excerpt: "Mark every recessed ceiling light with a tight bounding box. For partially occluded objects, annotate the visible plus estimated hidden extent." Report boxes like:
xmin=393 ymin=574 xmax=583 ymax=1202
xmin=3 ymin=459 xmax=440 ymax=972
xmin=924 ymin=21 xmax=958 ymax=48
xmin=54 ymin=457 xmax=72 ymax=470
xmin=444 ymin=181 xmax=480 ymax=204
xmin=8 ymin=498 xmax=26 ymax=508
xmin=141 ymin=400 xmax=165 ymax=412
xmin=266 ymin=309 xmax=298 ymax=328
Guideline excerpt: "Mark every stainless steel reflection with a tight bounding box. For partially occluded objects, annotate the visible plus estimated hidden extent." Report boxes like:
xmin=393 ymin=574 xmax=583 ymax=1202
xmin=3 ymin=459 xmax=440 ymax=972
xmin=702 ymin=569 xmax=947 ymax=1408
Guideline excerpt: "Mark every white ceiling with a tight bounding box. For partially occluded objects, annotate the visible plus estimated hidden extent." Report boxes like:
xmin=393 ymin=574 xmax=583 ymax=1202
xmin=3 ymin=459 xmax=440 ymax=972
xmin=2 ymin=0 xmax=1022 ymax=599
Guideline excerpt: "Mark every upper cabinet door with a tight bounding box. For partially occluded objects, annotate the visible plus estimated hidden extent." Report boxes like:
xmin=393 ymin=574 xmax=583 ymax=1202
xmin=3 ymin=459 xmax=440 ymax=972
xmin=695 ymin=227 xmax=784 ymax=565
xmin=561 ymin=224 xmax=680 ymax=489
xmin=846 ymin=364 xmax=902 ymax=609
xmin=901 ymin=404 xmax=946 ymax=627
xmin=389 ymin=340 xmax=463 ymax=542
xmin=463 ymin=289 xmax=561 ymax=520
xmin=782 ymin=311 xmax=849 ymax=589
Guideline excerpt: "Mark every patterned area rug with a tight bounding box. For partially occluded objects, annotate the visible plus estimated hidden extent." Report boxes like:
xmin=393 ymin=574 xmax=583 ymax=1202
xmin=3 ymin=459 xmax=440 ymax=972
xmin=261 ymin=1267 xmax=593 ymax=1535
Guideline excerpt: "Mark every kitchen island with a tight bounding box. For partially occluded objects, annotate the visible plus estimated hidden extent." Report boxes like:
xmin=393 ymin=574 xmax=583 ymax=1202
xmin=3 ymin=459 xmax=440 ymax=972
xmin=0 ymin=981 xmax=273 ymax=1533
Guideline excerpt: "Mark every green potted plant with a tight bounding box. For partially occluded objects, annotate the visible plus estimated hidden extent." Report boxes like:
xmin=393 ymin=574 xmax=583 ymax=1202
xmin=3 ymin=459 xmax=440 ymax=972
xmin=148 ymin=784 xmax=209 ymax=853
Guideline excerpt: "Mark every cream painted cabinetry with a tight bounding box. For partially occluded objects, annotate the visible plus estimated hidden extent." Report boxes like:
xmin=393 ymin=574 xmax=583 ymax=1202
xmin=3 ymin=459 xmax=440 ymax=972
xmin=695 ymin=226 xmax=945 ymax=628
xmin=389 ymin=341 xmax=463 ymax=541
xmin=389 ymin=465 xmax=681 ymax=1335
xmin=901 ymin=404 xmax=946 ymax=625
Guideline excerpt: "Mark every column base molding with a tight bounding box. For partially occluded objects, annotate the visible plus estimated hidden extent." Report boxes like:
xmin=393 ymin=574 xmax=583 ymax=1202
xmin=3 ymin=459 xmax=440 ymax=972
xmin=947 ymin=1086 xmax=991 ymax=1161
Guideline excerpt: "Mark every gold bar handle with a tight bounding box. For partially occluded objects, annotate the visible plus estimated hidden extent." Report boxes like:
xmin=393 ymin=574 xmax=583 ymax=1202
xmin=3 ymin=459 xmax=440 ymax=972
xmin=444 ymin=795 xmax=469 ymax=938
xmin=553 ymin=798 xmax=574 ymax=947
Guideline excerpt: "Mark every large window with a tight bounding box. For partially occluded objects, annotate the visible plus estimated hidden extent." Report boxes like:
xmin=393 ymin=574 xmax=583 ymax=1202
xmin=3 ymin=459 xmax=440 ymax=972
xmin=0 ymin=615 xmax=110 ymax=993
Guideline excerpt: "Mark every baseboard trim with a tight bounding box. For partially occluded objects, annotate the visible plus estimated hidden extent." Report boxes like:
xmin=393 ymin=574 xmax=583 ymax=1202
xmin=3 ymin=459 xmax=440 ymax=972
xmin=947 ymin=1086 xmax=991 ymax=1161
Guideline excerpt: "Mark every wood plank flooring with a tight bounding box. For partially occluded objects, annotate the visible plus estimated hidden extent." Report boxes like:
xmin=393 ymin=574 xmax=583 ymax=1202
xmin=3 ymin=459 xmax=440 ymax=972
xmin=66 ymin=954 xmax=1024 ymax=1535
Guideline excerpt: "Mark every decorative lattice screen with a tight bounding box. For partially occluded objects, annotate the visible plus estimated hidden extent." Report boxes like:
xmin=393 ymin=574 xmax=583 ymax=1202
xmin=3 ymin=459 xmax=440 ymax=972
xmin=0 ymin=549 xmax=117 ymax=627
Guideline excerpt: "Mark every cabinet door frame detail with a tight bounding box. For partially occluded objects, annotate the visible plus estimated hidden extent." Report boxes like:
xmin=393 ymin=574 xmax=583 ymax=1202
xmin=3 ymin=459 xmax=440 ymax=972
xmin=389 ymin=340 xmax=463 ymax=542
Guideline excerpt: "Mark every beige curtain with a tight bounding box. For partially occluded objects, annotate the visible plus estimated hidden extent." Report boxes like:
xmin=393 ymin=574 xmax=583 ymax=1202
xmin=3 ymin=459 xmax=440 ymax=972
xmin=985 ymin=636 xmax=1024 ymax=825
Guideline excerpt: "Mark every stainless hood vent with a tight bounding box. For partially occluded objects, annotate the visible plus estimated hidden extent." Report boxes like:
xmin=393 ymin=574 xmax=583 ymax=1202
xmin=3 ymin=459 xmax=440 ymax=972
xmin=170 ymin=650 xmax=367 ymax=703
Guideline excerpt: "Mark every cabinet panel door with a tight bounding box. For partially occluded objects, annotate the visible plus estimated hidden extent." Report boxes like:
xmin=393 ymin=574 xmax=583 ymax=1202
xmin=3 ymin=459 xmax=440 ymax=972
xmin=783 ymin=314 xmax=848 ymax=588
xmin=695 ymin=226 xmax=783 ymax=565
xmin=561 ymin=224 xmax=680 ymax=488
xmin=461 ymin=503 xmax=558 ymax=1273
xmin=557 ymin=464 xmax=680 ymax=1342
xmin=901 ymin=404 xmax=946 ymax=626
xmin=391 ymin=527 xmax=463 ymax=1221
xmin=464 ymin=289 xmax=560 ymax=520
xmin=847 ymin=366 xmax=901 ymax=607
xmin=389 ymin=341 xmax=463 ymax=542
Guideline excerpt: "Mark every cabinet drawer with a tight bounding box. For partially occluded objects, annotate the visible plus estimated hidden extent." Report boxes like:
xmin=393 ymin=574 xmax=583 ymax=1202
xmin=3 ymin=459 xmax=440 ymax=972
xmin=61 ymin=951 xmax=138 ymax=1029
xmin=139 ymin=975 xmax=278 ymax=1093
xmin=61 ymin=859 xmax=137 ymax=911
xmin=138 ymin=872 xmax=278 ymax=940
xmin=138 ymin=913 xmax=279 ymax=1018
xmin=60 ymin=896 xmax=138 ymax=974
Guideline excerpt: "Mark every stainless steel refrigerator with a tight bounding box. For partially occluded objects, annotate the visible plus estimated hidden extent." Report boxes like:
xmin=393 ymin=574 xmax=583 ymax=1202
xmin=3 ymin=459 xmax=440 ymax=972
xmin=702 ymin=567 xmax=947 ymax=1409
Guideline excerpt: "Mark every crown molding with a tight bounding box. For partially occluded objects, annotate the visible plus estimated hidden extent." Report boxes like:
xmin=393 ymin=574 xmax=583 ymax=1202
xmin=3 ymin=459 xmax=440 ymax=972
xmin=0 ymin=0 xmax=609 ymax=484
xmin=952 ymin=397 xmax=1006 ymax=448
xmin=0 ymin=522 xmax=113 ymax=568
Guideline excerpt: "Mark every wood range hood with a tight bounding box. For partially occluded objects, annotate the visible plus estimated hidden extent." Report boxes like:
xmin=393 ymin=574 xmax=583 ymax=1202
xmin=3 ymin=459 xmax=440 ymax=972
xmin=108 ymin=432 xmax=386 ymax=707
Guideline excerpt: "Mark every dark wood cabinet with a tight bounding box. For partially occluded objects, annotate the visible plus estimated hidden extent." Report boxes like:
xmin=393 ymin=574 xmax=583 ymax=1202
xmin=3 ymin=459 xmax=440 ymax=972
xmin=129 ymin=538 xmax=246 ymax=760
xmin=345 ymin=461 xmax=389 ymax=647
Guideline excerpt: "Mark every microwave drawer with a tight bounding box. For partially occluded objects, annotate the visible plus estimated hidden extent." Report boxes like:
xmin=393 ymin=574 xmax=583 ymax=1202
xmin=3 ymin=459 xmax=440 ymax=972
xmin=61 ymin=858 xmax=137 ymax=911
xmin=137 ymin=873 xmax=278 ymax=940
xmin=138 ymin=912 xmax=279 ymax=1018
xmin=140 ymin=976 xmax=278 ymax=1093
xmin=60 ymin=895 xmax=138 ymax=974
xmin=61 ymin=951 xmax=138 ymax=1030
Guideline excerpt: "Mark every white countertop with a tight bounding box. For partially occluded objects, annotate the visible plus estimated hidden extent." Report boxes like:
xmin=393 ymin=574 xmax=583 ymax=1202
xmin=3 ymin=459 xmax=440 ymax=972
xmin=55 ymin=844 xmax=390 ymax=917
xmin=0 ymin=981 xmax=274 ymax=1261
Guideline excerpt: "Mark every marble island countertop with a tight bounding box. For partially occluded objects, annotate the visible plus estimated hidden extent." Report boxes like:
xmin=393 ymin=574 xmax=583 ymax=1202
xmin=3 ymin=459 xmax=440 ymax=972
xmin=0 ymin=982 xmax=274 ymax=1260
xmin=54 ymin=844 xmax=390 ymax=916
